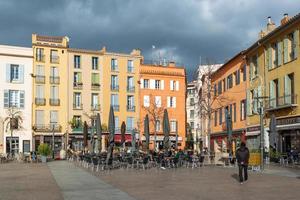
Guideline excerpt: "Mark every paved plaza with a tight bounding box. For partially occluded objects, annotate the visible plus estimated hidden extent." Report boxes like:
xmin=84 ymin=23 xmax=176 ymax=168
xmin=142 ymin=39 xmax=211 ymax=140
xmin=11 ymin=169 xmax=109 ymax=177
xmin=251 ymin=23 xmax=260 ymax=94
xmin=0 ymin=161 xmax=299 ymax=200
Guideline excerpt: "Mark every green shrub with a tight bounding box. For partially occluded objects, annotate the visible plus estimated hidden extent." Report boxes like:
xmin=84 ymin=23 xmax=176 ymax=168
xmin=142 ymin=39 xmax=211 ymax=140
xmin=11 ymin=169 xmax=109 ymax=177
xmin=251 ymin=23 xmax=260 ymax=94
xmin=38 ymin=143 xmax=51 ymax=156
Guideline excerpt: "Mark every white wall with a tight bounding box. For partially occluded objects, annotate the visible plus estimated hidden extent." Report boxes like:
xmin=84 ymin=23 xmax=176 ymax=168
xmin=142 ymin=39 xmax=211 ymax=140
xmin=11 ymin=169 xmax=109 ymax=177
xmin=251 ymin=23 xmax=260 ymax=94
xmin=0 ymin=45 xmax=33 ymax=154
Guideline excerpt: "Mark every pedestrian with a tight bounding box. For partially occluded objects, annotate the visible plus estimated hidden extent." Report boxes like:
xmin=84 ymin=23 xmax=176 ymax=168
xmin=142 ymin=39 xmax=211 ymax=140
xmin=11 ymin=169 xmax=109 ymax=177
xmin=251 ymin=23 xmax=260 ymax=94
xmin=236 ymin=142 xmax=249 ymax=184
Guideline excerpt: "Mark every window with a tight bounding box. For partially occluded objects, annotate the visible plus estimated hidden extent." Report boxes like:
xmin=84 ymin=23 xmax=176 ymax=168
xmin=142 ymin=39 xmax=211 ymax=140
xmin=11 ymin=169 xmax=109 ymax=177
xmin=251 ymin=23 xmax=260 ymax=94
xmin=36 ymin=85 xmax=45 ymax=99
xmin=168 ymin=96 xmax=176 ymax=108
xmin=6 ymin=137 xmax=19 ymax=155
xmin=115 ymin=117 xmax=119 ymax=131
xmin=127 ymin=76 xmax=134 ymax=92
xmin=233 ymin=103 xmax=236 ymax=122
xmin=190 ymin=98 xmax=194 ymax=106
xmin=227 ymin=74 xmax=233 ymax=89
xmin=74 ymin=72 xmax=82 ymax=83
xmin=127 ymin=95 xmax=134 ymax=111
xmin=284 ymin=31 xmax=298 ymax=62
xmin=235 ymin=70 xmax=240 ymax=85
xmin=50 ymin=86 xmax=59 ymax=100
xmin=35 ymin=110 xmax=44 ymax=125
xmin=91 ymin=73 xmax=100 ymax=85
xmin=73 ymin=92 xmax=81 ymax=108
xmin=190 ymin=110 xmax=195 ymax=118
xmin=36 ymin=48 xmax=44 ymax=61
xmin=155 ymin=96 xmax=161 ymax=107
xmin=92 ymin=57 xmax=98 ymax=70
xmin=143 ymin=79 xmax=149 ymax=88
xmin=214 ymin=111 xmax=218 ymax=126
xmin=111 ymin=58 xmax=118 ymax=71
xmin=170 ymin=80 xmax=178 ymax=91
xmin=190 ymin=122 xmax=194 ymax=129
xmin=50 ymin=50 xmax=59 ymax=63
xmin=250 ymin=54 xmax=258 ymax=79
xmin=111 ymin=75 xmax=119 ymax=90
xmin=91 ymin=93 xmax=98 ymax=108
xmin=23 ymin=140 xmax=30 ymax=153
xmin=240 ymin=100 xmax=246 ymax=121
xmin=126 ymin=117 xmax=134 ymax=131
xmin=170 ymin=120 xmax=177 ymax=132
xmin=4 ymin=90 xmax=25 ymax=108
xmin=223 ymin=78 xmax=226 ymax=92
xmin=73 ymin=115 xmax=82 ymax=128
xmin=218 ymin=81 xmax=222 ymax=95
xmin=269 ymin=79 xmax=279 ymax=108
xmin=143 ymin=95 xmax=150 ymax=107
xmin=50 ymin=111 xmax=58 ymax=127
xmin=284 ymin=73 xmax=294 ymax=104
xmin=50 ymin=67 xmax=59 ymax=82
xmin=155 ymin=120 xmax=160 ymax=131
xmin=10 ymin=65 xmax=19 ymax=81
xmin=74 ymin=55 xmax=80 ymax=68
xmin=219 ymin=108 xmax=222 ymax=125
xmin=127 ymin=60 xmax=134 ymax=72
xmin=155 ymin=80 xmax=161 ymax=89
xmin=111 ymin=94 xmax=119 ymax=106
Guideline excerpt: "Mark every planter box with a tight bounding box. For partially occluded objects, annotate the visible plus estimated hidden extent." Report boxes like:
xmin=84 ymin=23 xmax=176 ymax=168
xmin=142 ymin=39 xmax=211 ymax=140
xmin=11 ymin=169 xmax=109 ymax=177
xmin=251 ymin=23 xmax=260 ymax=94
xmin=249 ymin=153 xmax=261 ymax=166
xmin=41 ymin=156 xmax=47 ymax=163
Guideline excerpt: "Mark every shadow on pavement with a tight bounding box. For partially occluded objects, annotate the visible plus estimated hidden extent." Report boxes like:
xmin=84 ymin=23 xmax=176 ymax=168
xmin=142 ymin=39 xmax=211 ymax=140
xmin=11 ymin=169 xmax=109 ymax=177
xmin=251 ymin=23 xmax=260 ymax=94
xmin=231 ymin=173 xmax=239 ymax=182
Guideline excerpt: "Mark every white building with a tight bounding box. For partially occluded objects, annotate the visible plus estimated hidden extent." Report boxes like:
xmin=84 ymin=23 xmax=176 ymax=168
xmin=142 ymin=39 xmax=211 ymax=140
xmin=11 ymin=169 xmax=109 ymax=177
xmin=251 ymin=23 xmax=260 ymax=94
xmin=186 ymin=81 xmax=200 ymax=152
xmin=0 ymin=45 xmax=33 ymax=154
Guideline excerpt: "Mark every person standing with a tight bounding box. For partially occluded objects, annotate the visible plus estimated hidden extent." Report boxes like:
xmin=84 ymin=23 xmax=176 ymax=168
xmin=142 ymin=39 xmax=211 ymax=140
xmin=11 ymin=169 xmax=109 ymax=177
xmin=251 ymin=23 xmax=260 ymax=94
xmin=236 ymin=142 xmax=249 ymax=184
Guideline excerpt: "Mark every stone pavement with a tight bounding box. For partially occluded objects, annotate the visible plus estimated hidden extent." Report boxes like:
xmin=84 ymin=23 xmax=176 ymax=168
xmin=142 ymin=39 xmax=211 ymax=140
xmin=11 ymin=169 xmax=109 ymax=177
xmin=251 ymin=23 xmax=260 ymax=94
xmin=0 ymin=162 xmax=63 ymax=200
xmin=47 ymin=161 xmax=135 ymax=200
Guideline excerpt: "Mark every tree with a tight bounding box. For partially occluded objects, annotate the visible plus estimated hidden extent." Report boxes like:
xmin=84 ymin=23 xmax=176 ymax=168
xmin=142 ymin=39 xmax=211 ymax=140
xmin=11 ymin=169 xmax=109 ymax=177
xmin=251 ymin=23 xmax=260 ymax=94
xmin=4 ymin=107 xmax=23 ymax=156
xmin=142 ymin=94 xmax=165 ymax=151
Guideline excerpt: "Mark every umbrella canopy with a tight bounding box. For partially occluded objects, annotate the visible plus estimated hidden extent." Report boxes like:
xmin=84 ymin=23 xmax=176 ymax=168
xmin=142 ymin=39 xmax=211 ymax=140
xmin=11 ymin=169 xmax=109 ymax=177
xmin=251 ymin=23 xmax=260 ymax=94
xmin=96 ymin=113 xmax=102 ymax=153
xmin=106 ymin=106 xmax=115 ymax=165
xmin=269 ymin=114 xmax=277 ymax=149
xmin=83 ymin=121 xmax=88 ymax=150
xmin=144 ymin=114 xmax=150 ymax=153
xmin=131 ymin=128 xmax=136 ymax=154
xmin=121 ymin=121 xmax=126 ymax=145
xmin=163 ymin=109 xmax=170 ymax=155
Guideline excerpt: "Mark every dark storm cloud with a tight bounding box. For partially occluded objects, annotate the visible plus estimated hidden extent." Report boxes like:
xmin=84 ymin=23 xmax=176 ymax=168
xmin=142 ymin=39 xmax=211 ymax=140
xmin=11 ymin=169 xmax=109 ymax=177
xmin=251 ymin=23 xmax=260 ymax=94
xmin=0 ymin=0 xmax=299 ymax=79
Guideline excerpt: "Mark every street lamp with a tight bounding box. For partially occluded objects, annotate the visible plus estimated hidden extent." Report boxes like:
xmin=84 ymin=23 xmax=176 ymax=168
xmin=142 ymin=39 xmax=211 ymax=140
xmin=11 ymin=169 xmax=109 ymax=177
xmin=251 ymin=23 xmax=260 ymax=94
xmin=51 ymin=122 xmax=57 ymax=160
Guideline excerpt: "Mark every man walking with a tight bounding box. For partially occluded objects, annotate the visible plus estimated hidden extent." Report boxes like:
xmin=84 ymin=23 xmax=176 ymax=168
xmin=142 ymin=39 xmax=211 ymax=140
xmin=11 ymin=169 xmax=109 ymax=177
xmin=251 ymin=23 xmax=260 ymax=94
xmin=236 ymin=142 xmax=249 ymax=184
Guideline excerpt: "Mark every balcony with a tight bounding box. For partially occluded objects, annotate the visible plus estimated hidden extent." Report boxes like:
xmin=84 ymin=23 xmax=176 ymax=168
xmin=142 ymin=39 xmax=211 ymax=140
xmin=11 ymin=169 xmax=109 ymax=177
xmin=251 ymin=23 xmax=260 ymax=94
xmin=127 ymin=105 xmax=135 ymax=112
xmin=265 ymin=94 xmax=298 ymax=111
xmin=50 ymin=56 xmax=60 ymax=64
xmin=35 ymin=75 xmax=45 ymax=84
xmin=112 ymin=105 xmax=120 ymax=111
xmin=127 ymin=86 xmax=135 ymax=93
xmin=91 ymin=83 xmax=100 ymax=90
xmin=33 ymin=124 xmax=61 ymax=132
xmin=111 ymin=85 xmax=119 ymax=92
xmin=36 ymin=55 xmax=45 ymax=62
xmin=73 ymin=103 xmax=83 ymax=110
xmin=73 ymin=82 xmax=83 ymax=90
xmin=50 ymin=76 xmax=60 ymax=84
xmin=35 ymin=98 xmax=46 ymax=106
xmin=127 ymin=66 xmax=134 ymax=73
xmin=49 ymin=99 xmax=60 ymax=106
xmin=91 ymin=104 xmax=100 ymax=111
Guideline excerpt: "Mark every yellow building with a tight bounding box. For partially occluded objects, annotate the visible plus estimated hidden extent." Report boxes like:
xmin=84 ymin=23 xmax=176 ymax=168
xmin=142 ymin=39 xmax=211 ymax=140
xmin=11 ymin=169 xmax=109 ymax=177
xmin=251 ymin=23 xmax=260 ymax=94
xmin=32 ymin=34 xmax=69 ymax=154
xmin=245 ymin=13 xmax=300 ymax=153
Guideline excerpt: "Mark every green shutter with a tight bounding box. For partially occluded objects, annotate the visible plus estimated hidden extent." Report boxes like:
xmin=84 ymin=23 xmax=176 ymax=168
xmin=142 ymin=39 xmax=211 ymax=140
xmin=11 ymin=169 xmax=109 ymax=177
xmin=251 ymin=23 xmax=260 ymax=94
xmin=278 ymin=41 xmax=283 ymax=66
xmin=249 ymin=62 xmax=253 ymax=80
xmin=284 ymin=75 xmax=291 ymax=104
xmin=20 ymin=91 xmax=25 ymax=108
xmin=253 ymin=89 xmax=258 ymax=113
xmin=293 ymin=29 xmax=299 ymax=59
xmin=268 ymin=46 xmax=272 ymax=69
xmin=256 ymin=54 xmax=259 ymax=76
xmin=269 ymin=81 xmax=275 ymax=108
xmin=78 ymin=72 xmax=82 ymax=83
xmin=265 ymin=48 xmax=269 ymax=70
xmin=246 ymin=90 xmax=251 ymax=115
xmin=283 ymin=37 xmax=289 ymax=63
xmin=4 ymin=90 xmax=9 ymax=108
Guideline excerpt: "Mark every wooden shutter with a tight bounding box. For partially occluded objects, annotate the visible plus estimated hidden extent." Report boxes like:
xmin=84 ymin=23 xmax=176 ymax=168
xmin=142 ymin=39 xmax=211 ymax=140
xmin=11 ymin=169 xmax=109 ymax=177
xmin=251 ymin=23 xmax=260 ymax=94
xmin=19 ymin=65 xmax=24 ymax=83
xmin=150 ymin=79 xmax=155 ymax=89
xmin=278 ymin=41 xmax=283 ymax=66
xmin=167 ymin=96 xmax=170 ymax=107
xmin=268 ymin=46 xmax=272 ymax=69
xmin=176 ymin=81 xmax=179 ymax=91
xmin=246 ymin=90 xmax=251 ymax=115
xmin=4 ymin=90 xmax=9 ymax=108
xmin=284 ymin=75 xmax=292 ymax=104
xmin=173 ymin=97 xmax=176 ymax=108
xmin=161 ymin=80 xmax=164 ymax=90
xmin=6 ymin=64 xmax=10 ymax=82
xmin=293 ymin=30 xmax=299 ymax=59
xmin=140 ymin=78 xmax=144 ymax=88
xmin=283 ymin=37 xmax=289 ymax=63
xmin=20 ymin=91 xmax=25 ymax=108
xmin=170 ymin=80 xmax=174 ymax=90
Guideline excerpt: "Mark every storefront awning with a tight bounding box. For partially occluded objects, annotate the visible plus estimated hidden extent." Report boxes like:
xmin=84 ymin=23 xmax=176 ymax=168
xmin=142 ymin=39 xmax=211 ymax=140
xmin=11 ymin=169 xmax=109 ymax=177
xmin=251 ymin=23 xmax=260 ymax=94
xmin=246 ymin=131 xmax=260 ymax=137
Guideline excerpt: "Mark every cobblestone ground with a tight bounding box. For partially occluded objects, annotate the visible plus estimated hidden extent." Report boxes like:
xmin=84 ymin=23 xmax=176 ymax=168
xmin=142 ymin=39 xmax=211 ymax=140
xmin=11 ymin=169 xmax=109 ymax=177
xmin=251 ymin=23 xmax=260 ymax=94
xmin=0 ymin=162 xmax=63 ymax=200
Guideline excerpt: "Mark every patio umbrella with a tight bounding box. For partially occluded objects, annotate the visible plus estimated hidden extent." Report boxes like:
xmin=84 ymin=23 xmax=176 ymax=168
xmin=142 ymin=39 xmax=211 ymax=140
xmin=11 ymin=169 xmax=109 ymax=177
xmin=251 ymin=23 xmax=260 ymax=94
xmin=163 ymin=109 xmax=170 ymax=156
xmin=83 ymin=121 xmax=88 ymax=152
xmin=131 ymin=128 xmax=136 ymax=154
xmin=269 ymin=114 xmax=277 ymax=150
xmin=121 ymin=121 xmax=126 ymax=149
xmin=96 ymin=113 xmax=102 ymax=153
xmin=106 ymin=106 xmax=115 ymax=165
xmin=144 ymin=114 xmax=150 ymax=154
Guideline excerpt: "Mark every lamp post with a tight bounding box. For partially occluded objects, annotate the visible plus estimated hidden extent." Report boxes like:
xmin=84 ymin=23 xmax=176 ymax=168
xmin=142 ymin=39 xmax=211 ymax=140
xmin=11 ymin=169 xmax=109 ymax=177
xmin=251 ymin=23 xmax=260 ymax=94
xmin=51 ymin=123 xmax=57 ymax=160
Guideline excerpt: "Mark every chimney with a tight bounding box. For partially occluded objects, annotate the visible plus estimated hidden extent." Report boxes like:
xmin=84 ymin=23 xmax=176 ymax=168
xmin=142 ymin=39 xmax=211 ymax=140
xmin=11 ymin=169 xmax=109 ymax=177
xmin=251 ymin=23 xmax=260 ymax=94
xmin=281 ymin=13 xmax=290 ymax=25
xmin=130 ymin=48 xmax=141 ymax=56
xmin=266 ymin=16 xmax=276 ymax=33
xmin=168 ymin=61 xmax=176 ymax=67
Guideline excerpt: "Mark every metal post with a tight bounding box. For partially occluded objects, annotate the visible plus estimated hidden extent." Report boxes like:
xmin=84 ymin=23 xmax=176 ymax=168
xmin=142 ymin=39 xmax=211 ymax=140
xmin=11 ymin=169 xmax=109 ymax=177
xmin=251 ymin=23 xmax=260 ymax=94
xmin=52 ymin=124 xmax=55 ymax=159
xmin=259 ymin=104 xmax=264 ymax=171
xmin=175 ymin=121 xmax=178 ymax=150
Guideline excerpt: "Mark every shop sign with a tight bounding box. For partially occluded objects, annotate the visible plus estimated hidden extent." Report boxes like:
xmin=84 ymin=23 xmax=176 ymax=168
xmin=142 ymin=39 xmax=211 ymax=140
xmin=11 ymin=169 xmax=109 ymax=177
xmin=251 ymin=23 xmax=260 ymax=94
xmin=276 ymin=116 xmax=300 ymax=126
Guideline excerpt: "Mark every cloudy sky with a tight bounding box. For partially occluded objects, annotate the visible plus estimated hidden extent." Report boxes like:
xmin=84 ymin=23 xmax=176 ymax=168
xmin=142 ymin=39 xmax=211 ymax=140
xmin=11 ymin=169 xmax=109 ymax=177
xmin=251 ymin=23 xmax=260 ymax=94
xmin=0 ymin=0 xmax=299 ymax=80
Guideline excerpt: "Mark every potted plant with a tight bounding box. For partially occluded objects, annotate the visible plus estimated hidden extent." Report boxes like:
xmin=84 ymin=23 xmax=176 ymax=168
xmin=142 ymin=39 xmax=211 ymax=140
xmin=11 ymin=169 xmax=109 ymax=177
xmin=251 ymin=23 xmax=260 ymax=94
xmin=38 ymin=143 xmax=51 ymax=163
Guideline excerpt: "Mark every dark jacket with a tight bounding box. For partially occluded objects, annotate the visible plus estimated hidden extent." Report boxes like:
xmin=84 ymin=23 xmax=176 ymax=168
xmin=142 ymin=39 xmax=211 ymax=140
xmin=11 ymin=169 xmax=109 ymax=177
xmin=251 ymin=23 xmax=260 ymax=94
xmin=236 ymin=146 xmax=250 ymax=165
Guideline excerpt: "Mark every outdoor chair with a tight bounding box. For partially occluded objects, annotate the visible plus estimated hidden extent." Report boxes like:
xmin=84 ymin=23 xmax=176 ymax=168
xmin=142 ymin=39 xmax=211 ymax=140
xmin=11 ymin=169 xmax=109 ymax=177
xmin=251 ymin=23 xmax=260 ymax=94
xmin=142 ymin=156 xmax=149 ymax=170
xmin=91 ymin=157 xmax=99 ymax=171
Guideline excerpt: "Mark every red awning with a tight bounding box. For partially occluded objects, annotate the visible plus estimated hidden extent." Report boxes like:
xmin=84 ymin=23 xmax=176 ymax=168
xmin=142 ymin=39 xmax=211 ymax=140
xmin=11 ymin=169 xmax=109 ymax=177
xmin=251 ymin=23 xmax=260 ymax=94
xmin=114 ymin=134 xmax=132 ymax=143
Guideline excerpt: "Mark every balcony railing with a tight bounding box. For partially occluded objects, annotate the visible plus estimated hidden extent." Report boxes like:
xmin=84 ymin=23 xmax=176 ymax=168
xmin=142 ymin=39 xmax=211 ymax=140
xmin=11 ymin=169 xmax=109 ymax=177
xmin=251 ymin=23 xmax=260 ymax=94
xmin=91 ymin=83 xmax=100 ymax=90
xmin=35 ymin=75 xmax=45 ymax=84
xmin=49 ymin=99 xmax=60 ymax=106
xmin=265 ymin=94 xmax=298 ymax=111
xmin=73 ymin=82 xmax=83 ymax=89
xmin=36 ymin=55 xmax=45 ymax=62
xmin=127 ymin=105 xmax=135 ymax=112
xmin=50 ymin=76 xmax=60 ymax=84
xmin=91 ymin=104 xmax=100 ymax=111
xmin=50 ymin=56 xmax=60 ymax=64
xmin=35 ymin=98 xmax=46 ymax=106
xmin=127 ymin=66 xmax=134 ymax=73
xmin=111 ymin=85 xmax=119 ymax=92
xmin=112 ymin=105 xmax=120 ymax=111
xmin=33 ymin=124 xmax=61 ymax=132
xmin=73 ymin=103 xmax=83 ymax=110
xmin=127 ymin=86 xmax=135 ymax=93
